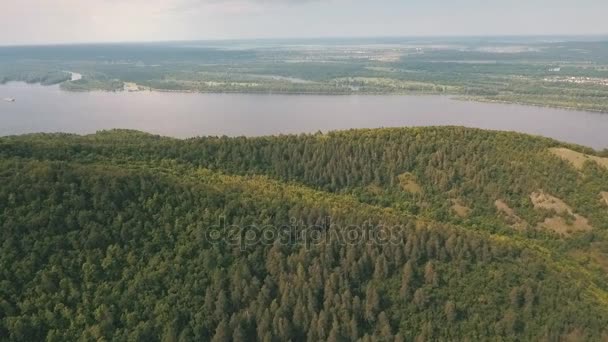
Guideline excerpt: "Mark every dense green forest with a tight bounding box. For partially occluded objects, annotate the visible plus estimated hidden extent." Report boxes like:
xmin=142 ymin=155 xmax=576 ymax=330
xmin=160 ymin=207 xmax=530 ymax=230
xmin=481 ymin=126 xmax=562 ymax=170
xmin=2 ymin=38 xmax=608 ymax=111
xmin=1 ymin=127 xmax=608 ymax=341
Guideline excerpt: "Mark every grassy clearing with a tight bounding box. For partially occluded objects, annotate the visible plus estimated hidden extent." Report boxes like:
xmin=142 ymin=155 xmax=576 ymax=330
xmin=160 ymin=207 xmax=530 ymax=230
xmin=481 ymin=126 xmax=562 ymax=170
xmin=451 ymin=199 xmax=471 ymax=218
xmin=531 ymin=191 xmax=593 ymax=236
xmin=397 ymin=172 xmax=422 ymax=194
xmin=495 ymin=199 xmax=528 ymax=230
xmin=549 ymin=147 xmax=608 ymax=171
xmin=538 ymin=216 xmax=592 ymax=236
xmin=530 ymin=191 xmax=573 ymax=214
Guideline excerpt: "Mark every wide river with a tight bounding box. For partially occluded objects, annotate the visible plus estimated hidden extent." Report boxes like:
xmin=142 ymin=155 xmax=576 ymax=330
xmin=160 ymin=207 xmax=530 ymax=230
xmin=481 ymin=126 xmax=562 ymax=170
xmin=1 ymin=82 xmax=608 ymax=149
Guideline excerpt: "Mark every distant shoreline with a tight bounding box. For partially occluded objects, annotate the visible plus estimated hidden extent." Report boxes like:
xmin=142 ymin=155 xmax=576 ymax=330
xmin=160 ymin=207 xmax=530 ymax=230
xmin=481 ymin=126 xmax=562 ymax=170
xmin=3 ymin=79 xmax=608 ymax=114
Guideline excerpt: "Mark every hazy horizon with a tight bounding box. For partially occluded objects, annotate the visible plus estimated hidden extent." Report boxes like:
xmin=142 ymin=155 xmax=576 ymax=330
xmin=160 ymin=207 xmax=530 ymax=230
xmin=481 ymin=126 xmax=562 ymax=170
xmin=2 ymin=34 xmax=608 ymax=48
xmin=2 ymin=0 xmax=608 ymax=45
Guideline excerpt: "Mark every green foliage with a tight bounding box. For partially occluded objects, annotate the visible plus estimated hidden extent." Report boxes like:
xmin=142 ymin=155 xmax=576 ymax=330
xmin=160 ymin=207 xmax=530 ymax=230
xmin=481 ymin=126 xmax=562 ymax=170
xmin=3 ymin=39 xmax=608 ymax=110
xmin=1 ymin=127 xmax=608 ymax=340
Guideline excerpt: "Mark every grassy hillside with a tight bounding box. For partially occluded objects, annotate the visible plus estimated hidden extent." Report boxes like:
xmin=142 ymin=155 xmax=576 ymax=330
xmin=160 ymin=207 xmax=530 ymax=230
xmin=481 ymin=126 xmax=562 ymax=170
xmin=1 ymin=127 xmax=608 ymax=340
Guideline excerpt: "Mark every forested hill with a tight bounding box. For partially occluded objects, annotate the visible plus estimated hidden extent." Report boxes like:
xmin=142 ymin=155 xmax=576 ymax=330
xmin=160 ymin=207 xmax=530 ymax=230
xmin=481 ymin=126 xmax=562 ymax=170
xmin=1 ymin=127 xmax=608 ymax=341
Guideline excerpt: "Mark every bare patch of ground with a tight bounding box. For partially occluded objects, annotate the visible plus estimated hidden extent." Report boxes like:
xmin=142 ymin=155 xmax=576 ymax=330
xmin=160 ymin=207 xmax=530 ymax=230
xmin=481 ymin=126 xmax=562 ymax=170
xmin=601 ymin=192 xmax=608 ymax=207
xmin=530 ymin=190 xmax=593 ymax=236
xmin=495 ymin=199 xmax=516 ymax=216
xmin=123 ymin=82 xmax=150 ymax=92
xmin=451 ymin=199 xmax=471 ymax=218
xmin=398 ymin=173 xmax=422 ymax=194
xmin=549 ymin=147 xmax=608 ymax=171
xmin=494 ymin=199 xmax=528 ymax=230
xmin=530 ymin=191 xmax=572 ymax=213
xmin=538 ymin=216 xmax=592 ymax=236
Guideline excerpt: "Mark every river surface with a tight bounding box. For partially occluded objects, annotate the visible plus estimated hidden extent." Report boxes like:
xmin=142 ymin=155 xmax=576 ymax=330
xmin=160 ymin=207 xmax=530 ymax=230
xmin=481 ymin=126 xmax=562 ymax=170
xmin=1 ymin=82 xmax=607 ymax=149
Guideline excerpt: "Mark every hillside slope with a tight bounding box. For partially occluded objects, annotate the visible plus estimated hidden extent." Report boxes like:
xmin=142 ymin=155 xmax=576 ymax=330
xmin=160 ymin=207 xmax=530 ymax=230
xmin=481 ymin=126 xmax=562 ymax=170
xmin=1 ymin=127 xmax=608 ymax=341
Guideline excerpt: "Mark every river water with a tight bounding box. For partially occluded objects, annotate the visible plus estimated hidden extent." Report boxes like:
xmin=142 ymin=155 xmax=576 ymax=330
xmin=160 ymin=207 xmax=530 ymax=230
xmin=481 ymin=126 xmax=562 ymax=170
xmin=1 ymin=82 xmax=607 ymax=149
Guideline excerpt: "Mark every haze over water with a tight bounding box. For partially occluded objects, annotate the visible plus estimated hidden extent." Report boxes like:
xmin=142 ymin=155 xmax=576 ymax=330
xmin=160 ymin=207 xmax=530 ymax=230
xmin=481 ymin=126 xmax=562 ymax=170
xmin=2 ymin=82 xmax=608 ymax=150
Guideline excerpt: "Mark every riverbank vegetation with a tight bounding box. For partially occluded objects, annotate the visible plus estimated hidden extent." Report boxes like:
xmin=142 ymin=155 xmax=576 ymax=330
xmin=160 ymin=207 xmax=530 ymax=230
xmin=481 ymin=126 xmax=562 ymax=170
xmin=2 ymin=127 xmax=608 ymax=340
xmin=0 ymin=64 xmax=70 ymax=86
xmin=2 ymin=38 xmax=608 ymax=111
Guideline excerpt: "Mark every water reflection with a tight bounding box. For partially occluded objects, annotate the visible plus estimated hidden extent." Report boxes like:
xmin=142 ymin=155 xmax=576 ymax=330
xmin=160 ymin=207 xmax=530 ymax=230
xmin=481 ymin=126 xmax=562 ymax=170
xmin=1 ymin=82 xmax=607 ymax=150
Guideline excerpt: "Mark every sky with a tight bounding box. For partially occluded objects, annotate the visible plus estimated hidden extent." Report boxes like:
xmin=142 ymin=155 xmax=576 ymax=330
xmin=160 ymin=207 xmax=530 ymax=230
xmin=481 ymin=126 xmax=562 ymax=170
xmin=1 ymin=0 xmax=607 ymax=45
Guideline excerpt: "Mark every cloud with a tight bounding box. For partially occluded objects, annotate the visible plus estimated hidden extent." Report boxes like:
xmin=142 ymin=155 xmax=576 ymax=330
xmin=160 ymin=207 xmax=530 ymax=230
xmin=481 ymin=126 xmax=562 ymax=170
xmin=1 ymin=0 xmax=607 ymax=45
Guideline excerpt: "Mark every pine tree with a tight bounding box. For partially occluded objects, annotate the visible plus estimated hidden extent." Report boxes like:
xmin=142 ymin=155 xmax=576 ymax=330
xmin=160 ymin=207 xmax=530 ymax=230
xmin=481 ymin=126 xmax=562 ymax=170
xmin=424 ymin=261 xmax=438 ymax=287
xmin=211 ymin=320 xmax=229 ymax=342
xmin=413 ymin=288 xmax=428 ymax=309
xmin=444 ymin=300 xmax=457 ymax=323
xmin=327 ymin=320 xmax=341 ymax=342
xmin=373 ymin=255 xmax=388 ymax=281
xmin=400 ymin=261 xmax=414 ymax=299
xmin=365 ymin=286 xmax=380 ymax=323
xmin=376 ymin=311 xmax=393 ymax=339
xmin=232 ymin=324 xmax=246 ymax=342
